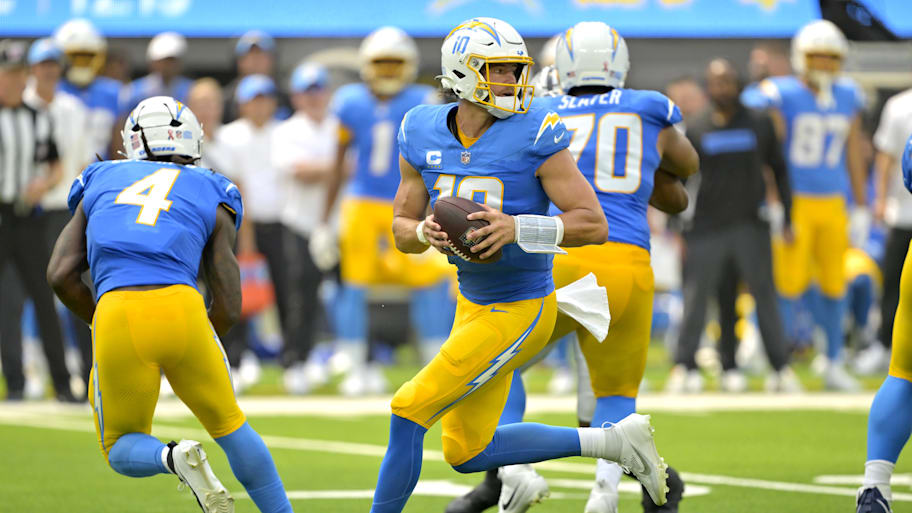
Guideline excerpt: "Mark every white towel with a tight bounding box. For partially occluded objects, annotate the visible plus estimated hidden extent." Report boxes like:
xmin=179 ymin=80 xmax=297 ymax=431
xmin=555 ymin=272 xmax=611 ymax=342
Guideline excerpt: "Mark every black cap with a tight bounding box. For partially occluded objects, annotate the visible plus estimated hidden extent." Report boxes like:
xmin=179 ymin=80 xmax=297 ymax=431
xmin=0 ymin=39 xmax=27 ymax=70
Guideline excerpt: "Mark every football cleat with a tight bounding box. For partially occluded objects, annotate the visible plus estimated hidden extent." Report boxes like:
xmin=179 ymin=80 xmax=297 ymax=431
xmin=642 ymin=466 xmax=684 ymax=512
xmin=497 ymin=464 xmax=549 ymax=513
xmin=857 ymin=486 xmax=893 ymax=513
xmin=169 ymin=440 xmax=234 ymax=513
xmin=583 ymin=478 xmax=618 ymax=513
xmin=606 ymin=414 xmax=669 ymax=506
xmin=824 ymin=361 xmax=861 ymax=392
xmin=445 ymin=468 xmax=501 ymax=513
xmin=720 ymin=370 xmax=748 ymax=393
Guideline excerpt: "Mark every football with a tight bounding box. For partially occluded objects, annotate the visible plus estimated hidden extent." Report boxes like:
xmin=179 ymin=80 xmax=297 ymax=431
xmin=433 ymin=196 xmax=502 ymax=264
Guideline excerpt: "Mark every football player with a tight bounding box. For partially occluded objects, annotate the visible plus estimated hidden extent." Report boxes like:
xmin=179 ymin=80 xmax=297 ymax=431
xmin=447 ymin=22 xmax=698 ymax=513
xmin=313 ymin=26 xmax=454 ymax=395
xmin=371 ymin=17 xmax=671 ymax=513
xmin=755 ymin=19 xmax=868 ymax=390
xmin=53 ymin=18 xmax=121 ymax=159
xmin=856 ymin=134 xmax=912 ymax=513
xmin=47 ymin=97 xmax=292 ymax=513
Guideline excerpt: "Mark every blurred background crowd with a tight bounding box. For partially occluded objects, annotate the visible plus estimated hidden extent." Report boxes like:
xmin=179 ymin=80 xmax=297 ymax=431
xmin=1 ymin=0 xmax=911 ymax=403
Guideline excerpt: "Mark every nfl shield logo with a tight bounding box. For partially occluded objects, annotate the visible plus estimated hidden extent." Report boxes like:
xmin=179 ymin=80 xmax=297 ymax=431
xmin=461 ymin=151 xmax=471 ymax=165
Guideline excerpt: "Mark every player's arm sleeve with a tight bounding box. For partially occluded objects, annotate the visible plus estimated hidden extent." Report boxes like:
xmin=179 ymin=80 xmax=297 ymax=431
xmin=330 ymin=87 xmax=357 ymax=145
xmin=67 ymin=162 xmax=101 ymax=214
xmin=214 ymin=173 xmax=244 ymax=232
xmin=873 ymin=99 xmax=901 ymax=155
xmin=397 ymin=108 xmax=422 ymax=170
xmin=760 ymin=113 xmax=792 ymax=226
xmin=530 ymin=111 xmax=571 ymax=166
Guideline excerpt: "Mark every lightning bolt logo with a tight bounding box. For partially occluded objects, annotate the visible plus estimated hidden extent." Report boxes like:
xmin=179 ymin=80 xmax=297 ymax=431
xmin=534 ymin=112 xmax=563 ymax=145
xmin=446 ymin=19 xmax=501 ymax=44
xmin=426 ymin=300 xmax=544 ymax=423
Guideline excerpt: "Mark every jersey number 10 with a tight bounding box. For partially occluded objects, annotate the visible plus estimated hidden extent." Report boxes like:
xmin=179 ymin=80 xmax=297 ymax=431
xmin=561 ymin=112 xmax=643 ymax=194
xmin=115 ymin=168 xmax=180 ymax=226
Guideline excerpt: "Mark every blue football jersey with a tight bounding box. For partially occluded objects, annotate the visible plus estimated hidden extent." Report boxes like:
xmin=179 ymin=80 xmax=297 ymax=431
xmin=67 ymin=159 xmax=244 ymax=300
xmin=59 ymin=77 xmax=122 ymax=158
xmin=903 ymin=133 xmax=912 ymax=194
xmin=756 ymin=75 xmax=863 ymax=196
xmin=332 ymin=83 xmax=437 ymax=202
xmin=119 ymin=74 xmax=194 ymax=117
xmin=545 ymin=89 xmax=681 ymax=251
xmin=399 ymin=99 xmax=570 ymax=305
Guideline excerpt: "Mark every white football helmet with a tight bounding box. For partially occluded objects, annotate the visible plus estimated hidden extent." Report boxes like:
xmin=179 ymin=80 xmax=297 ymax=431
xmin=792 ymin=19 xmax=848 ymax=74
xmin=359 ymin=26 xmax=418 ymax=96
xmin=439 ymin=17 xmax=534 ymax=119
xmin=555 ymin=21 xmax=629 ymax=92
xmin=54 ymin=18 xmax=106 ymax=87
xmin=122 ymin=96 xmax=202 ymax=161
xmin=531 ymin=65 xmax=561 ymax=97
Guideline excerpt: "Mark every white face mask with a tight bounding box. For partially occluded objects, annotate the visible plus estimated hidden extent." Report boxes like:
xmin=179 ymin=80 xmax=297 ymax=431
xmin=806 ymin=70 xmax=835 ymax=109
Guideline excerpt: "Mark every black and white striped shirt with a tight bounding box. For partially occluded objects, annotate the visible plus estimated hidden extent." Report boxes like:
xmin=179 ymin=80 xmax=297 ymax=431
xmin=0 ymin=102 xmax=58 ymax=204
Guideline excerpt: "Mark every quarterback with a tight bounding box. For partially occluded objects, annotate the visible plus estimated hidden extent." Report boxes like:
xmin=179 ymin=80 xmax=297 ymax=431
xmin=856 ymin=134 xmax=912 ymax=513
xmin=370 ymin=17 xmax=669 ymax=513
xmin=47 ymin=97 xmax=292 ymax=513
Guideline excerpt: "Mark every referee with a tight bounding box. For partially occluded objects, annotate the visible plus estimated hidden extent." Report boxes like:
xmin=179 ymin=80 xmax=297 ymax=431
xmin=0 ymin=40 xmax=75 ymax=402
xmin=672 ymin=59 xmax=799 ymax=392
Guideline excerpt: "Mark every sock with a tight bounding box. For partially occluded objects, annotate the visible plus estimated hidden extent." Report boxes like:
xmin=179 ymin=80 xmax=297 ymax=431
xmin=215 ymin=422 xmax=292 ymax=513
xmin=867 ymin=375 xmax=912 ymax=462
xmin=863 ymin=460 xmax=895 ymax=489
xmin=337 ymin=285 xmax=368 ymax=342
xmin=370 ymin=415 xmax=427 ymax=513
xmin=818 ymin=295 xmax=847 ymax=361
xmin=107 ymin=433 xmax=169 ymax=477
xmin=410 ymin=282 xmax=456 ymax=341
xmin=453 ymin=423 xmax=581 ymax=474
xmin=777 ymin=296 xmax=798 ymax=342
xmin=579 ymin=426 xmax=621 ymax=460
xmin=591 ymin=396 xmax=636 ymax=490
xmin=498 ymin=371 xmax=526 ymax=426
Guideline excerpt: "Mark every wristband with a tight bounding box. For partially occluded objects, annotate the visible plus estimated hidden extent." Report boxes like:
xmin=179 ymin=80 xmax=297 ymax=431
xmin=513 ymin=215 xmax=567 ymax=255
xmin=416 ymin=220 xmax=430 ymax=245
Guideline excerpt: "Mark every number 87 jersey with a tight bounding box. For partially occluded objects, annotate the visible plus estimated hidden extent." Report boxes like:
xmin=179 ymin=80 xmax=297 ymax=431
xmin=756 ymin=75 xmax=864 ymax=196
xmin=547 ymin=88 xmax=683 ymax=250
xmin=67 ymin=159 xmax=243 ymax=300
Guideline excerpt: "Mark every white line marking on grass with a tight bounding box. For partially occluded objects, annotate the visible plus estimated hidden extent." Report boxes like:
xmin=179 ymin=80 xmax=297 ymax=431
xmin=815 ymin=474 xmax=912 ymax=487
xmin=547 ymin=478 xmax=711 ymax=497
xmin=235 ymin=481 xmax=588 ymax=501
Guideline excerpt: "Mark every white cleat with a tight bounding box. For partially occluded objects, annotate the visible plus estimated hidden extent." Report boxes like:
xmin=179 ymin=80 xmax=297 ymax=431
xmin=365 ymin=364 xmax=389 ymax=395
xmin=664 ymin=365 xmax=687 ymax=394
xmin=547 ymin=367 xmax=575 ymax=395
xmin=497 ymin=464 xmax=549 ymax=513
xmin=170 ymin=440 xmax=234 ymax=513
xmin=721 ymin=369 xmax=748 ymax=393
xmin=854 ymin=344 xmax=890 ymax=376
xmin=584 ymin=479 xmax=619 ymax=513
xmin=607 ymin=414 xmax=669 ymax=506
xmin=824 ymin=361 xmax=861 ymax=392
xmin=283 ymin=363 xmax=312 ymax=395
xmin=765 ymin=366 xmax=804 ymax=393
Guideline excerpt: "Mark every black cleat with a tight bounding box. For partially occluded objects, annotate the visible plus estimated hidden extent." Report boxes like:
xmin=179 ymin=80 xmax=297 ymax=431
xmin=445 ymin=468 xmax=501 ymax=513
xmin=857 ymin=486 xmax=893 ymax=513
xmin=5 ymin=390 xmax=24 ymax=402
xmin=55 ymin=390 xmax=83 ymax=403
xmin=642 ymin=466 xmax=683 ymax=512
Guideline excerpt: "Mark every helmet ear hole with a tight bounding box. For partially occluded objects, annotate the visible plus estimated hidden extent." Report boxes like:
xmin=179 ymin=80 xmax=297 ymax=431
xmin=169 ymin=119 xmax=182 ymax=127
xmin=453 ymin=70 xmax=465 ymax=79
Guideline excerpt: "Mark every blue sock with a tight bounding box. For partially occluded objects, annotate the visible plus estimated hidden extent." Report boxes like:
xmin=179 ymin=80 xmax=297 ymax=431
xmin=818 ymin=295 xmax=847 ymax=360
xmin=592 ymin=396 xmax=636 ymax=426
xmin=453 ymin=423 xmax=581 ymax=474
xmin=850 ymin=275 xmax=874 ymax=328
xmin=215 ymin=422 xmax=292 ymax=513
xmin=410 ymin=282 xmax=455 ymax=341
xmin=498 ymin=371 xmax=526 ymax=425
xmin=108 ymin=433 xmax=168 ymax=477
xmin=370 ymin=415 xmax=427 ymax=513
xmin=337 ymin=285 xmax=368 ymax=341
xmin=868 ymin=376 xmax=912 ymax=462
xmin=778 ymin=296 xmax=798 ymax=342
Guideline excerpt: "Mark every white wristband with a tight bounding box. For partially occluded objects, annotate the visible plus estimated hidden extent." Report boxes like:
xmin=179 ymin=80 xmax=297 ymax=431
xmin=513 ymin=214 xmax=567 ymax=255
xmin=416 ymin=220 xmax=430 ymax=245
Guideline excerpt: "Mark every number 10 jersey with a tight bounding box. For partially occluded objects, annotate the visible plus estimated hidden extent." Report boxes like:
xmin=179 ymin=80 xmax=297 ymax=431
xmin=67 ymin=159 xmax=243 ymax=299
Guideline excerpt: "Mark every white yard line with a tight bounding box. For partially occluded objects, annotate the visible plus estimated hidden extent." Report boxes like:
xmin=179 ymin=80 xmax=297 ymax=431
xmin=0 ymin=403 xmax=905 ymax=502
xmin=0 ymin=392 xmax=877 ymax=420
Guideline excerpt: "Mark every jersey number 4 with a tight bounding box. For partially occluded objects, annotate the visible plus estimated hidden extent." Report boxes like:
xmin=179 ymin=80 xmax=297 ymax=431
xmin=562 ymin=113 xmax=643 ymax=194
xmin=115 ymin=168 xmax=181 ymax=226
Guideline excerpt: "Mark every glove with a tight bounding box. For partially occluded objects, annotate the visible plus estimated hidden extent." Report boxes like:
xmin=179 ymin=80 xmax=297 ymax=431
xmin=766 ymin=202 xmax=785 ymax=238
xmin=849 ymin=206 xmax=872 ymax=249
xmin=309 ymin=224 xmax=339 ymax=272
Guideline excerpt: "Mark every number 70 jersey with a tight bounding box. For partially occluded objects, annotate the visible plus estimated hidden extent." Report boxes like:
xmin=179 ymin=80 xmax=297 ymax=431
xmin=67 ymin=159 xmax=244 ymax=300
xmin=546 ymin=88 xmax=682 ymax=251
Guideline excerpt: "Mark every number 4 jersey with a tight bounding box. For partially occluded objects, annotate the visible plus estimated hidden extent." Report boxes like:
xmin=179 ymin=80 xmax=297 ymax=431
xmin=757 ymin=75 xmax=864 ymax=196
xmin=398 ymin=99 xmax=569 ymax=305
xmin=67 ymin=159 xmax=244 ymax=299
xmin=546 ymin=88 xmax=682 ymax=250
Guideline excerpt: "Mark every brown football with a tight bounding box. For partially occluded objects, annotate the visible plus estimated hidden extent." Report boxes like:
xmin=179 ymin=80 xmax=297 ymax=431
xmin=433 ymin=196 xmax=502 ymax=264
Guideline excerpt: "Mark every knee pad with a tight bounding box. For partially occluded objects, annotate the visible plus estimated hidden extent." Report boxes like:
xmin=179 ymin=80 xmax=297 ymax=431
xmin=442 ymin=432 xmax=477 ymax=468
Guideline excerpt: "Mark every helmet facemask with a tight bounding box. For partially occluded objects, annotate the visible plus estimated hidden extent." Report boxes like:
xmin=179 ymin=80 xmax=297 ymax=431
xmin=64 ymin=50 xmax=105 ymax=87
xmin=362 ymin=57 xmax=415 ymax=97
xmin=466 ymin=55 xmax=534 ymax=118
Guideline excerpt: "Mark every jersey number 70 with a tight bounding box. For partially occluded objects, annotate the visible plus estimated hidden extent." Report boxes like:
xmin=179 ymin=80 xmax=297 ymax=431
xmin=114 ymin=168 xmax=181 ymax=226
xmin=561 ymin=112 xmax=643 ymax=194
